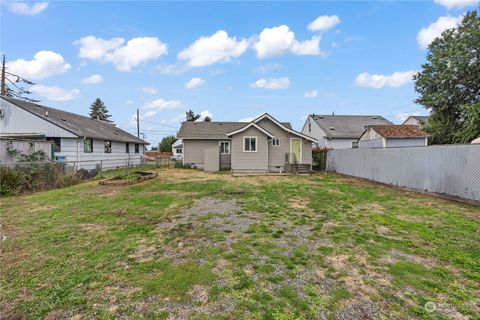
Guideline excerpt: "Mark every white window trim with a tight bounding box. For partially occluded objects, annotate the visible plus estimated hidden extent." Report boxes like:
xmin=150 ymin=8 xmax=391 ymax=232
xmin=219 ymin=141 xmax=231 ymax=154
xmin=272 ymin=138 xmax=280 ymax=146
xmin=289 ymin=138 xmax=302 ymax=163
xmin=243 ymin=136 xmax=258 ymax=152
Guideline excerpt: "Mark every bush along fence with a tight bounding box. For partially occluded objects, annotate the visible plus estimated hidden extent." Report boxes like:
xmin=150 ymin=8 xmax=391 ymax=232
xmin=326 ymin=144 xmax=480 ymax=202
xmin=312 ymin=147 xmax=330 ymax=172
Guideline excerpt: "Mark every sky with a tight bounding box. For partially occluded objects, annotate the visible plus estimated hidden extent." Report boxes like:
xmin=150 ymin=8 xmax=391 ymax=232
xmin=1 ymin=0 xmax=479 ymax=145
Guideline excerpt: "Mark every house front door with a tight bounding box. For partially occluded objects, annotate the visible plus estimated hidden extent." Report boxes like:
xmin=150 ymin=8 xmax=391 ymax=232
xmin=290 ymin=138 xmax=301 ymax=163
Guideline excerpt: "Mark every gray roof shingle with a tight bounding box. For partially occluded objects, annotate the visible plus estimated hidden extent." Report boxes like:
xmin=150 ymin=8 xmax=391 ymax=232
xmin=178 ymin=121 xmax=292 ymax=140
xmin=311 ymin=114 xmax=392 ymax=138
xmin=2 ymin=97 xmax=147 ymax=144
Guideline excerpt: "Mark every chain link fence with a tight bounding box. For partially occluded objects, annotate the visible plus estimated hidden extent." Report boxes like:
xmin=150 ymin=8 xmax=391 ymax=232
xmin=0 ymin=156 xmax=181 ymax=195
xmin=326 ymin=144 xmax=480 ymax=202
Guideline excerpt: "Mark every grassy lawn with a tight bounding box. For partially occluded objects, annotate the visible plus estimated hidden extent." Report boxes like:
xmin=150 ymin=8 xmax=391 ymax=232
xmin=1 ymin=169 xmax=479 ymax=319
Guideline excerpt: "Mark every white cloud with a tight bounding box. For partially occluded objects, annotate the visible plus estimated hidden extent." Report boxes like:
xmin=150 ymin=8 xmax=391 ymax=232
xmin=126 ymin=100 xmax=134 ymax=105
xmin=251 ymin=77 xmax=291 ymax=90
xmin=178 ymin=30 xmax=248 ymax=67
xmin=253 ymin=63 xmax=282 ymax=74
xmin=142 ymin=86 xmax=158 ymax=95
xmin=81 ymin=74 xmax=103 ymax=85
xmin=155 ymin=63 xmax=188 ymax=75
xmin=433 ymin=0 xmax=479 ymax=9
xmin=417 ymin=15 xmax=461 ymax=49
xmin=396 ymin=111 xmax=420 ymax=123
xmin=304 ymin=90 xmax=318 ymax=98
xmin=307 ymin=15 xmax=341 ymax=31
xmin=131 ymin=110 xmax=157 ymax=125
xmin=354 ymin=70 xmax=416 ymax=89
xmin=253 ymin=25 xmax=323 ymax=58
xmin=144 ymin=98 xmax=182 ymax=110
xmin=198 ymin=110 xmax=212 ymax=121
xmin=7 ymin=2 xmax=48 ymax=16
xmin=30 ymin=84 xmax=80 ymax=101
xmin=6 ymin=51 xmax=71 ymax=80
xmin=75 ymin=35 xmax=167 ymax=71
xmin=185 ymin=77 xmax=205 ymax=89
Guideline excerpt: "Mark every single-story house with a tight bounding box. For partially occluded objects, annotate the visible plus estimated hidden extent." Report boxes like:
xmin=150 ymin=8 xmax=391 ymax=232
xmin=301 ymin=114 xmax=392 ymax=149
xmin=0 ymin=96 xmax=148 ymax=169
xmin=177 ymin=113 xmax=316 ymax=173
xmin=171 ymin=139 xmax=183 ymax=160
xmin=358 ymin=125 xmax=428 ymax=148
xmin=402 ymin=115 xmax=429 ymax=128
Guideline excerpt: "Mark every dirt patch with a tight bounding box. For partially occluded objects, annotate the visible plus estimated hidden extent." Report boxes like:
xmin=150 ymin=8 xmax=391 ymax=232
xmin=157 ymin=197 xmax=260 ymax=264
xmin=336 ymin=299 xmax=378 ymax=320
xmin=326 ymin=255 xmax=349 ymax=271
xmin=289 ymin=196 xmax=310 ymax=210
xmin=78 ymin=223 xmax=104 ymax=231
xmin=129 ymin=241 xmax=157 ymax=263
xmin=380 ymin=249 xmax=438 ymax=267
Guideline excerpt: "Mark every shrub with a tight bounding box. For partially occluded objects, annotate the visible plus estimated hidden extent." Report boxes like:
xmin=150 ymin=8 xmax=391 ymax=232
xmin=0 ymin=163 xmax=80 ymax=196
xmin=312 ymin=147 xmax=329 ymax=171
xmin=0 ymin=166 xmax=23 ymax=196
xmin=174 ymin=161 xmax=192 ymax=169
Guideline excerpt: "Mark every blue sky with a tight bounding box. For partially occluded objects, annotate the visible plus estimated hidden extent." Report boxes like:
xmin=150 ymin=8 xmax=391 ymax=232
xmin=2 ymin=0 xmax=478 ymax=145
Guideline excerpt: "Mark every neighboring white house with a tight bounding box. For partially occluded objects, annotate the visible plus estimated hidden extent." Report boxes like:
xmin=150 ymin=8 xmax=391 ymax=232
xmin=0 ymin=97 xmax=148 ymax=169
xmin=402 ymin=115 xmax=429 ymax=128
xmin=301 ymin=114 xmax=392 ymax=149
xmin=358 ymin=125 xmax=428 ymax=148
xmin=171 ymin=139 xmax=183 ymax=160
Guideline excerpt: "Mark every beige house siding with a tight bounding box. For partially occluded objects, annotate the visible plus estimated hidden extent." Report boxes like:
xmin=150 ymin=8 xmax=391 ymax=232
xmin=231 ymin=126 xmax=268 ymax=172
xmin=183 ymin=139 xmax=231 ymax=169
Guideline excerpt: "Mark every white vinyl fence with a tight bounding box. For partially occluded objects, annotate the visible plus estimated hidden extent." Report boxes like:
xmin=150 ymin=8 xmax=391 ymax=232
xmin=326 ymin=144 xmax=480 ymax=202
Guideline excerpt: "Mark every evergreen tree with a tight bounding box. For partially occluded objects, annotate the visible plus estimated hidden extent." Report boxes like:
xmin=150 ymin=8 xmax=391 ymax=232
xmin=414 ymin=11 xmax=480 ymax=144
xmin=89 ymin=98 xmax=114 ymax=124
xmin=185 ymin=109 xmax=201 ymax=122
xmin=159 ymin=135 xmax=177 ymax=152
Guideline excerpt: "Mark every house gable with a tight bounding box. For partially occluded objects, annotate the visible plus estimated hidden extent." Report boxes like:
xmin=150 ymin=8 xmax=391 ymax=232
xmin=0 ymin=98 xmax=78 ymax=138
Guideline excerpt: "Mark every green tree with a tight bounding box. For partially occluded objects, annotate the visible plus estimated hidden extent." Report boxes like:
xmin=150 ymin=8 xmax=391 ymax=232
xmin=185 ymin=109 xmax=200 ymax=122
xmin=89 ymin=98 xmax=114 ymax=124
xmin=159 ymin=135 xmax=177 ymax=152
xmin=414 ymin=10 xmax=480 ymax=144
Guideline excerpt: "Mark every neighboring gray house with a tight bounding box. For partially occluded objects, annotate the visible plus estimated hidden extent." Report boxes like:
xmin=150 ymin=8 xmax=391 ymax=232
xmin=302 ymin=114 xmax=392 ymax=149
xmin=358 ymin=125 xmax=428 ymax=148
xmin=177 ymin=113 xmax=316 ymax=173
xmin=0 ymin=97 xmax=148 ymax=169
xmin=171 ymin=139 xmax=183 ymax=160
xmin=402 ymin=115 xmax=429 ymax=128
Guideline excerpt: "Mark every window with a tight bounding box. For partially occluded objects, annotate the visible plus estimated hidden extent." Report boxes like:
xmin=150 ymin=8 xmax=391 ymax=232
xmin=308 ymin=123 xmax=311 ymax=132
xmin=104 ymin=140 xmax=112 ymax=153
xmin=243 ymin=137 xmax=257 ymax=152
xmin=175 ymin=148 xmax=182 ymax=154
xmin=47 ymin=137 xmax=61 ymax=152
xmin=125 ymin=143 xmax=130 ymax=153
xmin=352 ymin=141 xmax=359 ymax=149
xmin=272 ymin=138 xmax=280 ymax=146
xmin=135 ymin=143 xmax=140 ymax=153
xmin=84 ymin=138 xmax=93 ymax=153
xmin=219 ymin=141 xmax=230 ymax=154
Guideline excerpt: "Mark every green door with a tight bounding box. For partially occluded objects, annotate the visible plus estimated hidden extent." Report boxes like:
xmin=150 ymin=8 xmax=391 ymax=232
xmin=291 ymin=139 xmax=301 ymax=163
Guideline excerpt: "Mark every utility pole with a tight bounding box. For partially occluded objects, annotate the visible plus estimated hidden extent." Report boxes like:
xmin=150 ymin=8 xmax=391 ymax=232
xmin=1 ymin=55 xmax=6 ymax=96
xmin=136 ymin=108 xmax=140 ymax=138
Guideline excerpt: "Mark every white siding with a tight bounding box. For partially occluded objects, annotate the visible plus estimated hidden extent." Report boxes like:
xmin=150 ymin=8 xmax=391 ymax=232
xmin=302 ymin=116 xmax=328 ymax=148
xmin=55 ymin=138 xmax=144 ymax=170
xmin=0 ymin=99 xmax=76 ymax=138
